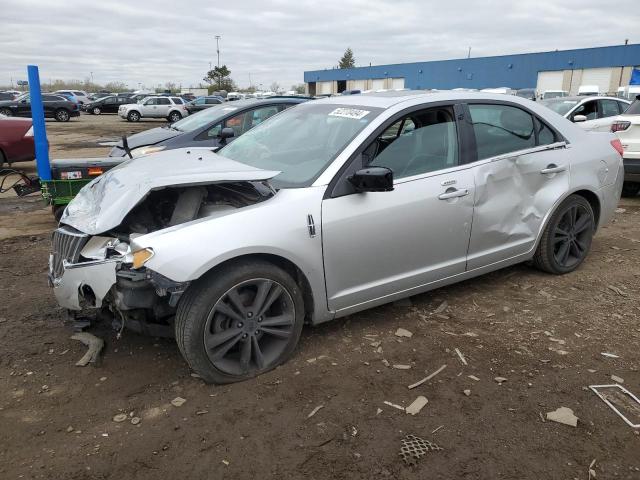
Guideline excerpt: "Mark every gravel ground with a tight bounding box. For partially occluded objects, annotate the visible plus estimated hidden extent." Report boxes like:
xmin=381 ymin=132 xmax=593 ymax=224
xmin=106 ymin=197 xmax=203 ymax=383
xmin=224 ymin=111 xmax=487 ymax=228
xmin=1 ymin=114 xmax=639 ymax=480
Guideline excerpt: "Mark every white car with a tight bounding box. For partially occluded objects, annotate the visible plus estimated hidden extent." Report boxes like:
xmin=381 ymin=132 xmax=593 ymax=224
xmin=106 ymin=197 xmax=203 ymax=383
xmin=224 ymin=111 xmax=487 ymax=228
xmin=611 ymin=98 xmax=640 ymax=196
xmin=54 ymin=90 xmax=90 ymax=104
xmin=542 ymin=90 xmax=568 ymax=100
xmin=119 ymin=96 xmax=188 ymax=123
xmin=540 ymin=96 xmax=630 ymax=132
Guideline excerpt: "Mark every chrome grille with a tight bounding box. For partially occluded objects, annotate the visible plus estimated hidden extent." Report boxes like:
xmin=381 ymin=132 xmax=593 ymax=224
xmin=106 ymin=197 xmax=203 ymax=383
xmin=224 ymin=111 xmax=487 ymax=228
xmin=50 ymin=226 xmax=89 ymax=279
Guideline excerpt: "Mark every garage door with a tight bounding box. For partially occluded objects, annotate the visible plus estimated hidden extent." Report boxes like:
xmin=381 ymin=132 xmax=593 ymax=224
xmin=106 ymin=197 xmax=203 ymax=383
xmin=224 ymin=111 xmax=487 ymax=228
xmin=317 ymin=81 xmax=333 ymax=95
xmin=372 ymin=79 xmax=385 ymax=90
xmin=580 ymin=68 xmax=614 ymax=95
xmin=536 ymin=71 xmax=564 ymax=93
xmin=391 ymin=78 xmax=405 ymax=89
xmin=352 ymin=80 xmax=366 ymax=90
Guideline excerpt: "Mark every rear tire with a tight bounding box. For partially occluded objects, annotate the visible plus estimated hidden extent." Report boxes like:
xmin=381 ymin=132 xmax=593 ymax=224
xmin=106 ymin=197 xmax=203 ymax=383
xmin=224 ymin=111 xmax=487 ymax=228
xmin=168 ymin=111 xmax=182 ymax=123
xmin=54 ymin=109 xmax=70 ymax=122
xmin=0 ymin=108 xmax=13 ymax=117
xmin=533 ymin=194 xmax=595 ymax=274
xmin=621 ymin=182 xmax=640 ymax=198
xmin=127 ymin=111 xmax=140 ymax=122
xmin=175 ymin=259 xmax=305 ymax=384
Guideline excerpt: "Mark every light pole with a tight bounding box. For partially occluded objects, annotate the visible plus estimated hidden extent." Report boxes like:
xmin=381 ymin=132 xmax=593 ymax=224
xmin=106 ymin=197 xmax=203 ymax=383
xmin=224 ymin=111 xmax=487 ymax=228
xmin=215 ymin=35 xmax=221 ymax=68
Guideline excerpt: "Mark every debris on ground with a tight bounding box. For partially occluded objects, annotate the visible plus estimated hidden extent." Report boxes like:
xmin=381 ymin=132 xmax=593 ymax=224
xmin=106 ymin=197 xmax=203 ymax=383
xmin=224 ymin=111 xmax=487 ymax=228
xmin=546 ymin=407 xmax=578 ymax=427
xmin=601 ymin=352 xmax=620 ymax=359
xmin=589 ymin=459 xmax=597 ymax=480
xmin=405 ymin=396 xmax=428 ymax=415
xmin=589 ymin=385 xmax=640 ymax=428
xmin=494 ymin=377 xmax=508 ymax=385
xmin=463 ymin=389 xmax=471 ymax=397
xmin=392 ymin=364 xmax=412 ymax=370
xmin=433 ymin=301 xmax=448 ymax=314
xmin=171 ymin=397 xmax=187 ymax=407
xmin=395 ymin=328 xmax=413 ymax=338
xmin=307 ymin=405 xmax=324 ymax=418
xmin=468 ymin=375 xmax=480 ymax=381
xmin=408 ymin=364 xmax=447 ymax=390
xmin=455 ymin=348 xmax=468 ymax=365
xmin=383 ymin=400 xmax=405 ymax=412
xmin=611 ymin=375 xmax=624 ymax=384
xmin=431 ymin=425 xmax=444 ymax=434
xmin=399 ymin=434 xmax=443 ymax=465
xmin=131 ymin=417 xmax=141 ymax=425
xmin=70 ymin=332 xmax=104 ymax=366
xmin=113 ymin=413 xmax=127 ymax=423
xmin=607 ymin=285 xmax=627 ymax=297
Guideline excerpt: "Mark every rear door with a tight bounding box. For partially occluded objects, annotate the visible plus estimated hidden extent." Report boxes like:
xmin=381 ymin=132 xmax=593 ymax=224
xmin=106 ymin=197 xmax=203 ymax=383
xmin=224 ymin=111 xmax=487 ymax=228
xmin=465 ymin=102 xmax=569 ymax=269
xmin=155 ymin=97 xmax=171 ymax=117
xmin=102 ymin=97 xmax=117 ymax=113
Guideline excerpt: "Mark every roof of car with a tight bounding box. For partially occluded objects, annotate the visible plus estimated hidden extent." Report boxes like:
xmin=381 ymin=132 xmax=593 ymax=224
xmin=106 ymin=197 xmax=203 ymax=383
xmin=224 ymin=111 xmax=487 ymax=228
xmin=541 ymin=95 xmax=629 ymax=103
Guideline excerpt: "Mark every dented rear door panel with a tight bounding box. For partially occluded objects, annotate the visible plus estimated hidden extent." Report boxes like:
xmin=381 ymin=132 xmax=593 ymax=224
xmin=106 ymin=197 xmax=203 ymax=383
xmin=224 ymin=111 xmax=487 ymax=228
xmin=466 ymin=145 xmax=570 ymax=269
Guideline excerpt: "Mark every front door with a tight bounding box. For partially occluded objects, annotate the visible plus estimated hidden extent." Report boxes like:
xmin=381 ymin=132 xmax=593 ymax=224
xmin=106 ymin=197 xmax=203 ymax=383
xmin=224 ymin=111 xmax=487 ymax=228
xmin=465 ymin=103 xmax=570 ymax=269
xmin=322 ymin=105 xmax=475 ymax=312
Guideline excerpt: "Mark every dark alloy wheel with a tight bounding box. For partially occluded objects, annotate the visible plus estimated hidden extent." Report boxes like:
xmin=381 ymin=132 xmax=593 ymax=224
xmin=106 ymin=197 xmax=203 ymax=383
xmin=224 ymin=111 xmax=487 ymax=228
xmin=168 ymin=111 xmax=181 ymax=123
xmin=175 ymin=259 xmax=304 ymax=384
xmin=55 ymin=109 xmax=70 ymax=122
xmin=127 ymin=111 xmax=140 ymax=122
xmin=0 ymin=108 xmax=12 ymax=117
xmin=621 ymin=182 xmax=640 ymax=198
xmin=534 ymin=194 xmax=594 ymax=274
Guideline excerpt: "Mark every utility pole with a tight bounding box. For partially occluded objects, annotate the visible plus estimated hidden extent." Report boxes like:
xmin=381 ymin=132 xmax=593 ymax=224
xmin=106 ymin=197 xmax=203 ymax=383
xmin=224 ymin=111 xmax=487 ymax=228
xmin=467 ymin=47 xmax=471 ymax=59
xmin=248 ymin=72 xmax=252 ymax=88
xmin=215 ymin=35 xmax=221 ymax=68
xmin=90 ymin=71 xmax=93 ymax=84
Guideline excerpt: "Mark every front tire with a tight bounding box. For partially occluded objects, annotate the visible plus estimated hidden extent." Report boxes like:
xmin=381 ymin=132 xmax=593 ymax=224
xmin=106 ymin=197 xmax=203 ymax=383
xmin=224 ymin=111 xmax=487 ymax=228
xmin=54 ymin=109 xmax=70 ymax=122
xmin=175 ymin=259 xmax=305 ymax=384
xmin=127 ymin=111 xmax=140 ymax=122
xmin=621 ymin=182 xmax=640 ymax=198
xmin=168 ymin=111 xmax=182 ymax=123
xmin=92 ymin=107 xmax=101 ymax=115
xmin=533 ymin=194 xmax=595 ymax=274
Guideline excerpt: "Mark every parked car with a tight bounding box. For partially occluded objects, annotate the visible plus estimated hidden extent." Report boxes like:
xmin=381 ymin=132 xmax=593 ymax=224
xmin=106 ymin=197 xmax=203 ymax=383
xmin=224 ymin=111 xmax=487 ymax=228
xmin=0 ymin=116 xmax=34 ymax=165
xmin=542 ymin=90 xmax=568 ymax=100
xmin=515 ymin=88 xmax=536 ymax=100
xmin=0 ymin=92 xmax=16 ymax=101
xmin=54 ymin=90 xmax=90 ymax=104
xmin=185 ymin=96 xmax=224 ymax=114
xmin=611 ymin=97 xmax=640 ymax=196
xmin=52 ymin=91 xmax=623 ymax=383
xmin=540 ymin=96 xmax=630 ymax=132
xmin=109 ymin=97 xmax=307 ymax=157
xmin=0 ymin=93 xmax=79 ymax=122
xmin=118 ymin=96 xmax=188 ymax=122
xmin=82 ymin=95 xmax=134 ymax=115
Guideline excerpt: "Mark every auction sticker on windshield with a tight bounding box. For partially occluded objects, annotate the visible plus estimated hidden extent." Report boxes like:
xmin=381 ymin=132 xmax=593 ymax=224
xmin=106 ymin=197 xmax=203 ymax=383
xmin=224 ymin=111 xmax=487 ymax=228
xmin=328 ymin=108 xmax=370 ymax=119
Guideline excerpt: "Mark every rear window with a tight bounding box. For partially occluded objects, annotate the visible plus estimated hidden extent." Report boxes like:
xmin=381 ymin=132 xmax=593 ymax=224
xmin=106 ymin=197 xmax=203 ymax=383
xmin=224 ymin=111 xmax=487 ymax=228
xmin=469 ymin=104 xmax=535 ymax=160
xmin=624 ymin=100 xmax=640 ymax=115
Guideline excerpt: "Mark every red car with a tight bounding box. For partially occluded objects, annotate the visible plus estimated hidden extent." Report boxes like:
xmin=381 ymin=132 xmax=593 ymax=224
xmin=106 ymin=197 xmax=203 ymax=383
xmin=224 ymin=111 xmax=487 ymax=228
xmin=0 ymin=115 xmax=34 ymax=166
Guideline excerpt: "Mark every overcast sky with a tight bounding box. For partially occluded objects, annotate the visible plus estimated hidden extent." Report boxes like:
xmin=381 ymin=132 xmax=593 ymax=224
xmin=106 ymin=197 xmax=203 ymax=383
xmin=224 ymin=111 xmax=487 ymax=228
xmin=2 ymin=0 xmax=639 ymax=91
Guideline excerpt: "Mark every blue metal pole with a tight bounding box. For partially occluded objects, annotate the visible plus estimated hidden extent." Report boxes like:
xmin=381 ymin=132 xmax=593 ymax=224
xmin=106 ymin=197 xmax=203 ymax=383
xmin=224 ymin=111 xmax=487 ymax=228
xmin=27 ymin=65 xmax=51 ymax=180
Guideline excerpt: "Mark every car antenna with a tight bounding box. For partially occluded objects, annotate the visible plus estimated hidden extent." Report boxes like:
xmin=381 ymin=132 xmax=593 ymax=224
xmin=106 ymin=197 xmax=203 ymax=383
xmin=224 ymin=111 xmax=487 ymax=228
xmin=122 ymin=135 xmax=133 ymax=159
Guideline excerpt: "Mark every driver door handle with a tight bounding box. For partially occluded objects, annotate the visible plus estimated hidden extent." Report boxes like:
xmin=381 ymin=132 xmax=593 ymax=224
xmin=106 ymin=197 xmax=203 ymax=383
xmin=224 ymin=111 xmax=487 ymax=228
xmin=540 ymin=164 xmax=566 ymax=175
xmin=438 ymin=188 xmax=469 ymax=200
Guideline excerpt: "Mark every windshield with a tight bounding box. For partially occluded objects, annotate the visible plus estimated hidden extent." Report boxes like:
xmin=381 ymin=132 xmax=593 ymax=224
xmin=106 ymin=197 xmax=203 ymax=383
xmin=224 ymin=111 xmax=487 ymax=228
xmin=171 ymin=103 xmax=243 ymax=132
xmin=219 ymin=102 xmax=383 ymax=188
xmin=624 ymin=100 xmax=640 ymax=115
xmin=540 ymin=99 xmax=578 ymax=116
xmin=544 ymin=92 xmax=565 ymax=99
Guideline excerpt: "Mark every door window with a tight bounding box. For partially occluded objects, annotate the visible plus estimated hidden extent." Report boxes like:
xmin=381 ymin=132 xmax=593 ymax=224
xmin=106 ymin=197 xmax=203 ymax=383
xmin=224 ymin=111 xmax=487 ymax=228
xmin=144 ymin=98 xmax=158 ymax=105
xmin=194 ymin=97 xmax=205 ymax=105
xmin=206 ymin=123 xmax=222 ymax=138
xmin=367 ymin=107 xmax=458 ymax=178
xmin=224 ymin=106 xmax=282 ymax=137
xmin=42 ymin=95 xmax=58 ymax=102
xmin=571 ymin=100 xmax=597 ymax=121
xmin=205 ymin=98 xmax=221 ymax=104
xmin=536 ymin=118 xmax=557 ymax=146
xmin=104 ymin=97 xmax=115 ymax=104
xmin=157 ymin=98 xmax=171 ymax=105
xmin=468 ymin=104 xmax=535 ymax=160
xmin=599 ymin=99 xmax=621 ymax=118
xmin=171 ymin=97 xmax=183 ymax=104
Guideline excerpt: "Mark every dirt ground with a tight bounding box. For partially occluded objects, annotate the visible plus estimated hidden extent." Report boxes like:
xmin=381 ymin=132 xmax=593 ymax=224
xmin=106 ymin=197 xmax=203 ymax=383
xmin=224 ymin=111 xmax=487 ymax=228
xmin=1 ymin=113 xmax=640 ymax=480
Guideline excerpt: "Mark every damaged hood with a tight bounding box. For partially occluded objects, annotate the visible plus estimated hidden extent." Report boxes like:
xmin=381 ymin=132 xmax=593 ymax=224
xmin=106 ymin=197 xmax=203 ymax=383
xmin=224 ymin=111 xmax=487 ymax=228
xmin=60 ymin=148 xmax=279 ymax=235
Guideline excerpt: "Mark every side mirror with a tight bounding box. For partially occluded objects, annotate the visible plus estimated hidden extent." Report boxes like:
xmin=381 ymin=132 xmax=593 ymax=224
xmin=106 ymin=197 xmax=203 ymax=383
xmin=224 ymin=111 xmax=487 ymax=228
xmin=219 ymin=127 xmax=235 ymax=144
xmin=573 ymin=114 xmax=587 ymax=123
xmin=348 ymin=167 xmax=394 ymax=193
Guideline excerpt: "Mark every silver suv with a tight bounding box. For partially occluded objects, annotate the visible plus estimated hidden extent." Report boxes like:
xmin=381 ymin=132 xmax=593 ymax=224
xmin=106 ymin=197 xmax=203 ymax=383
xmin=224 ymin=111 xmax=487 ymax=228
xmin=118 ymin=96 xmax=188 ymax=122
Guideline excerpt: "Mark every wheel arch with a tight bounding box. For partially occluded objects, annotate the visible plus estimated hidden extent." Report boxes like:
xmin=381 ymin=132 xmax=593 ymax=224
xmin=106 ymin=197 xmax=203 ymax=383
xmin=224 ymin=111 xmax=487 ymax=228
xmin=571 ymin=188 xmax=601 ymax=228
xmin=195 ymin=253 xmax=316 ymax=323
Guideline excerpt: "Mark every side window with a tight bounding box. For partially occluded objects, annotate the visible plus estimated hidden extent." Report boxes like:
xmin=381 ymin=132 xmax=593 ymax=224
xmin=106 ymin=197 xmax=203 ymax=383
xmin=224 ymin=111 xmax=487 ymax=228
xmin=171 ymin=97 xmax=183 ymax=104
xmin=104 ymin=97 xmax=115 ymax=104
xmin=600 ymin=99 xmax=621 ymax=118
xmin=157 ymin=98 xmax=171 ymax=105
xmin=206 ymin=123 xmax=222 ymax=138
xmin=572 ymin=101 xmax=597 ymax=121
xmin=73 ymin=91 xmax=84 ymax=96
xmin=536 ymin=119 xmax=556 ymax=146
xmin=205 ymin=98 xmax=220 ymax=104
xmin=224 ymin=111 xmax=249 ymax=137
xmin=144 ymin=98 xmax=157 ymax=105
xmin=42 ymin=95 xmax=55 ymax=101
xmin=195 ymin=97 xmax=205 ymax=105
xmin=249 ymin=106 xmax=280 ymax=128
xmin=469 ymin=104 xmax=535 ymax=160
xmin=367 ymin=106 xmax=458 ymax=179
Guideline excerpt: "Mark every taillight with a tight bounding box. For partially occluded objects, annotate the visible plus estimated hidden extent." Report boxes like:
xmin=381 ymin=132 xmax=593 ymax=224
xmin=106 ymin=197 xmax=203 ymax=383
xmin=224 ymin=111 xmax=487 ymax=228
xmin=88 ymin=167 xmax=104 ymax=176
xmin=611 ymin=121 xmax=631 ymax=133
xmin=611 ymin=139 xmax=624 ymax=157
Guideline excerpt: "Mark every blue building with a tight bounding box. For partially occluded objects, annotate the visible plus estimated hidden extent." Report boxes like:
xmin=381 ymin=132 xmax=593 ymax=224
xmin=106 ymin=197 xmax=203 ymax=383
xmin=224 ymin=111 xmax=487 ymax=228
xmin=304 ymin=43 xmax=640 ymax=97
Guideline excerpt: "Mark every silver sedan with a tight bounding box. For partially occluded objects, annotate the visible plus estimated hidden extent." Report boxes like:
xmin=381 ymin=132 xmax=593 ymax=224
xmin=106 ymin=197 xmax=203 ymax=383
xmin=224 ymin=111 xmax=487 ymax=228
xmin=50 ymin=91 xmax=624 ymax=383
